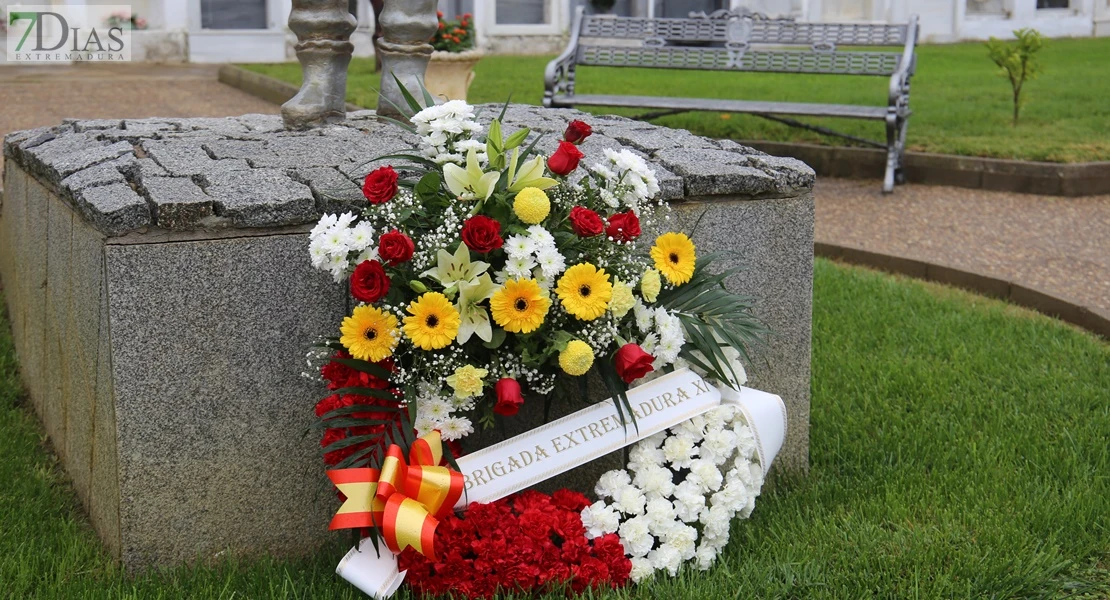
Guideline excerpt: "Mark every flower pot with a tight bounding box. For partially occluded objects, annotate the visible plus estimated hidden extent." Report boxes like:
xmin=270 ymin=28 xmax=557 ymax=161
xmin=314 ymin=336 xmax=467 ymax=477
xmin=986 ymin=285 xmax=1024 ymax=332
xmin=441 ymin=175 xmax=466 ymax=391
xmin=424 ymin=49 xmax=482 ymax=102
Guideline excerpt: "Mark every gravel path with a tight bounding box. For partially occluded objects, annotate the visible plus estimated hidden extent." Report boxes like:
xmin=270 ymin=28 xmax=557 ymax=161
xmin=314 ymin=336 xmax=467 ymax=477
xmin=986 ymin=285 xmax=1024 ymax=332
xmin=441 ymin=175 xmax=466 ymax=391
xmin=816 ymin=178 xmax=1110 ymax=315
xmin=0 ymin=63 xmax=276 ymax=176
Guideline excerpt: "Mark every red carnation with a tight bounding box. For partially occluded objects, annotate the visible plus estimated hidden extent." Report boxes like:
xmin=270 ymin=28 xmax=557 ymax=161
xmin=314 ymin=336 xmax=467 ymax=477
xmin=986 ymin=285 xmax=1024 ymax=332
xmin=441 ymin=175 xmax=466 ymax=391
xmin=350 ymin=259 xmax=390 ymax=303
xmin=461 ymin=215 xmax=503 ymax=254
xmin=605 ymin=210 xmax=641 ymax=243
xmin=547 ymin=141 xmax=585 ymax=176
xmin=568 ymin=206 xmax=604 ymax=237
xmin=377 ymin=229 xmax=414 ymax=265
xmin=614 ymin=343 xmax=654 ymax=383
xmin=494 ymin=377 xmax=525 ymax=416
xmin=563 ymin=120 xmax=593 ymax=144
xmin=362 ymin=165 xmax=398 ymax=204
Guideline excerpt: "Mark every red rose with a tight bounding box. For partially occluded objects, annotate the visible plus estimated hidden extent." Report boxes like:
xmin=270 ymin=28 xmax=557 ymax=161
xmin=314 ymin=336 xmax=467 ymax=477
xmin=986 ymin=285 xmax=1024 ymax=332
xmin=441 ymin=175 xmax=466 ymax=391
xmin=460 ymin=215 xmax=503 ymax=254
xmin=614 ymin=343 xmax=654 ymax=383
xmin=378 ymin=229 xmax=414 ymax=265
xmin=350 ymin=259 xmax=390 ymax=303
xmin=563 ymin=120 xmax=593 ymax=144
xmin=568 ymin=206 xmax=604 ymax=237
xmin=494 ymin=377 xmax=525 ymax=416
xmin=605 ymin=210 xmax=641 ymax=243
xmin=362 ymin=165 xmax=398 ymax=204
xmin=547 ymin=141 xmax=585 ymax=176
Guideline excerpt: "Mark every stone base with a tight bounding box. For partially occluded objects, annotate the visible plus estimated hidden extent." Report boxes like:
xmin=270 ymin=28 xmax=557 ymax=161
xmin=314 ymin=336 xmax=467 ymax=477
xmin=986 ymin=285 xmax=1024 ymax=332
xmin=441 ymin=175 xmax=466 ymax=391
xmin=1 ymin=106 xmax=812 ymax=569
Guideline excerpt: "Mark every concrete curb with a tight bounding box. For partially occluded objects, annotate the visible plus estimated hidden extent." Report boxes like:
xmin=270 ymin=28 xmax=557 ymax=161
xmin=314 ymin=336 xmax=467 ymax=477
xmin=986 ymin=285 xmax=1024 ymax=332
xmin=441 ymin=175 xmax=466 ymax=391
xmin=217 ymin=65 xmax=362 ymax=114
xmin=815 ymin=241 xmax=1110 ymax=339
xmin=746 ymin=140 xmax=1110 ymax=197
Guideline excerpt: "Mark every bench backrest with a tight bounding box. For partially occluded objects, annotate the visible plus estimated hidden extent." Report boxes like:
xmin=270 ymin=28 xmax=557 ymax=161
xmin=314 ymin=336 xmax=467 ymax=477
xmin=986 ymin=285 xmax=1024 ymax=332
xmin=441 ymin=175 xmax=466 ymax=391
xmin=575 ymin=13 xmax=916 ymax=77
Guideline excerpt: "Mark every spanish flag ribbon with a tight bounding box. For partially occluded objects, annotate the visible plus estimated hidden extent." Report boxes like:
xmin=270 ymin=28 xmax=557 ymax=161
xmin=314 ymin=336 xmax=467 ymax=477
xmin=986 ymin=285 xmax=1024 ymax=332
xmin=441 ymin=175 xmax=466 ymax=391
xmin=326 ymin=431 xmax=465 ymax=561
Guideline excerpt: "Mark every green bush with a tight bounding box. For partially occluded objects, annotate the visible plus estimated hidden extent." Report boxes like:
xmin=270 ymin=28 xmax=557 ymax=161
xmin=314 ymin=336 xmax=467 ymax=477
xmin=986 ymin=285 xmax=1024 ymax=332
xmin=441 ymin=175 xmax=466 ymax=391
xmin=986 ymin=28 xmax=1045 ymax=126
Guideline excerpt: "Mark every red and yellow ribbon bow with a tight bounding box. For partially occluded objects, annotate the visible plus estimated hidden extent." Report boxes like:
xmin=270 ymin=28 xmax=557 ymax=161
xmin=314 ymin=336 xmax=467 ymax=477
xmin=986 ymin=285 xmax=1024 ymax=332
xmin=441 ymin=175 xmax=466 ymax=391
xmin=326 ymin=431 xmax=464 ymax=561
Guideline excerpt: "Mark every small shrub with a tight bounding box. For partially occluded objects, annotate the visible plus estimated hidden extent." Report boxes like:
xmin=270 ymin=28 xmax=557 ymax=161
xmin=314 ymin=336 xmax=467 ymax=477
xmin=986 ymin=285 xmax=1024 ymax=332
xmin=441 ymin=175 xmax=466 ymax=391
xmin=431 ymin=11 xmax=475 ymax=53
xmin=986 ymin=28 xmax=1045 ymax=126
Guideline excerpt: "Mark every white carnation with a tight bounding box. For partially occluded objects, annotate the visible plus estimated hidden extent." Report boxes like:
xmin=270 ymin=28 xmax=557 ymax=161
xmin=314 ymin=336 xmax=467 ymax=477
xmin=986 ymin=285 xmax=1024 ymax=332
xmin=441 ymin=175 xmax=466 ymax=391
xmin=617 ymin=515 xmax=654 ymax=557
xmin=595 ymin=470 xmax=632 ymax=499
xmin=612 ymin=485 xmax=647 ymax=516
xmin=662 ymin=434 xmax=699 ymax=469
xmin=687 ymin=459 xmax=724 ymax=492
xmin=647 ymin=543 xmax=683 ymax=576
xmin=662 ymin=523 xmax=698 ymax=560
xmin=644 ymin=496 xmax=677 ymax=528
xmin=673 ymin=481 xmax=706 ymax=522
xmin=695 ymin=543 xmax=719 ymax=570
xmin=580 ymin=501 xmax=620 ymax=539
xmin=633 ymin=464 xmax=675 ymax=498
xmin=629 ymin=557 xmax=655 ymax=583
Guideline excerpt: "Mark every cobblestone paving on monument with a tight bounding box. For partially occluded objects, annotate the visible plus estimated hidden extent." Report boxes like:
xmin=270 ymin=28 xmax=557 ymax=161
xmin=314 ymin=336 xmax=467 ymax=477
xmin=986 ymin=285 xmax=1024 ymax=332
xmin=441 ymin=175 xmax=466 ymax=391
xmin=0 ymin=63 xmax=276 ymax=178
xmin=816 ymin=178 xmax=1110 ymax=315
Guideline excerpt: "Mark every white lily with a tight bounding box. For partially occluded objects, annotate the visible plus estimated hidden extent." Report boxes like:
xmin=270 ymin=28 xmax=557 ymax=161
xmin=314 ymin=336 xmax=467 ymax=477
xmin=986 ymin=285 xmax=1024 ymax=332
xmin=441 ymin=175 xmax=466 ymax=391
xmin=421 ymin=243 xmax=490 ymax=295
xmin=443 ymin=148 xmax=500 ymax=201
xmin=455 ymin=274 xmax=498 ymax=343
xmin=506 ymin=148 xmax=558 ymax=193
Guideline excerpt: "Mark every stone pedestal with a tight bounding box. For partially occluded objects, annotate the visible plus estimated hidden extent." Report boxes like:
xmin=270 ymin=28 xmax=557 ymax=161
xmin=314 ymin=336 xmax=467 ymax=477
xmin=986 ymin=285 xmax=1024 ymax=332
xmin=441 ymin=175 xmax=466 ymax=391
xmin=0 ymin=106 xmax=812 ymax=570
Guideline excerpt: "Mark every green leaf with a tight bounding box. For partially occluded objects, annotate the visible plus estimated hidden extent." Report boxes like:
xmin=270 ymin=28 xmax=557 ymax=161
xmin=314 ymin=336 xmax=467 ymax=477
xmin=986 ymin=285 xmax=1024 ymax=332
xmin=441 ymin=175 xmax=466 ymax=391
xmin=482 ymin=327 xmax=507 ymax=349
xmin=390 ymin=72 xmax=424 ymax=114
xmin=504 ymin=127 xmax=530 ymax=150
xmin=415 ymin=171 xmax=442 ymax=202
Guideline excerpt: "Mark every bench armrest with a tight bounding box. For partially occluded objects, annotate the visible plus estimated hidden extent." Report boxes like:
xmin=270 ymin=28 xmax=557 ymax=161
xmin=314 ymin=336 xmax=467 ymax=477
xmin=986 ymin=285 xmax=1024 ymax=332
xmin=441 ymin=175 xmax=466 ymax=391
xmin=544 ymin=6 xmax=585 ymax=107
xmin=887 ymin=14 xmax=918 ymax=115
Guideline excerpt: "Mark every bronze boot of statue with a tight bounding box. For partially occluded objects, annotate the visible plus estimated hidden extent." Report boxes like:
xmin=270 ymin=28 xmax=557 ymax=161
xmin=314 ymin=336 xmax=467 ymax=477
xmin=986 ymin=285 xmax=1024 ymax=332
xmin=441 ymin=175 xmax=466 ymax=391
xmin=282 ymin=0 xmax=358 ymax=130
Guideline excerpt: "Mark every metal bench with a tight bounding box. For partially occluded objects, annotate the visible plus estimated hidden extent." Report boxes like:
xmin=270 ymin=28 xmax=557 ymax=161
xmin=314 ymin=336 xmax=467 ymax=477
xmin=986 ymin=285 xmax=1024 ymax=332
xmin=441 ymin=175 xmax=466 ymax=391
xmin=544 ymin=9 xmax=919 ymax=193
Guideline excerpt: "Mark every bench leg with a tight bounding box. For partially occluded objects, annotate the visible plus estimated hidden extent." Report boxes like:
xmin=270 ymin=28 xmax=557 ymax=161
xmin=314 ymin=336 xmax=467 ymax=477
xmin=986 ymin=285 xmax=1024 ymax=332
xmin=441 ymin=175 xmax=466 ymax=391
xmin=895 ymin=115 xmax=909 ymax=185
xmin=883 ymin=113 xmax=899 ymax=194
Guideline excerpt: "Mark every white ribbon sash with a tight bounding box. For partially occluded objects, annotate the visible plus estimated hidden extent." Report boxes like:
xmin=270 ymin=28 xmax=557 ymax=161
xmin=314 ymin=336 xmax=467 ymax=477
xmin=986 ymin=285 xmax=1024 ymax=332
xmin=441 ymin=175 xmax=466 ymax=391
xmin=337 ymin=368 xmax=787 ymax=598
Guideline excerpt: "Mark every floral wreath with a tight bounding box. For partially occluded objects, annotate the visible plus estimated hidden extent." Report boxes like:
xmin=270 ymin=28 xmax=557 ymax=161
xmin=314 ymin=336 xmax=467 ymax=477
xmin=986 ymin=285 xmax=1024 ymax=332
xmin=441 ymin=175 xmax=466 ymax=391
xmin=305 ymin=95 xmax=768 ymax=598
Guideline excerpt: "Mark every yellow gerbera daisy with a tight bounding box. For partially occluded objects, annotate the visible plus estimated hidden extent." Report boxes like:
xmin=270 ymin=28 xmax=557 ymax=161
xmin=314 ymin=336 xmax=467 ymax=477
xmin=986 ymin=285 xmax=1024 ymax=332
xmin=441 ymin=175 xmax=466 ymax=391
xmin=513 ymin=187 xmax=551 ymax=224
xmin=403 ymin=292 xmax=461 ymax=350
xmin=339 ymin=305 xmax=399 ymax=362
xmin=556 ymin=263 xmax=613 ymax=321
xmin=650 ymin=232 xmax=697 ymax=285
xmin=490 ymin=278 xmax=550 ymax=333
xmin=559 ymin=340 xmax=595 ymax=376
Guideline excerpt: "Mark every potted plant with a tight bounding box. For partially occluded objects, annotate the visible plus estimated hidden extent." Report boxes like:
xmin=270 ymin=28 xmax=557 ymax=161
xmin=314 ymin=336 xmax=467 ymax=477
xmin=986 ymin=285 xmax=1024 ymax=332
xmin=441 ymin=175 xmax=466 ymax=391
xmin=424 ymin=11 xmax=481 ymax=102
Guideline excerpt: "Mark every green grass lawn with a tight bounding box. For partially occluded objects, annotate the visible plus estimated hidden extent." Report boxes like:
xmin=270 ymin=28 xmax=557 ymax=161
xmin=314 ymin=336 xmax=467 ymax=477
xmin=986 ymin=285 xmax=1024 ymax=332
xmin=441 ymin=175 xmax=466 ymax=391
xmin=244 ymin=37 xmax=1110 ymax=163
xmin=2 ymin=260 xmax=1108 ymax=598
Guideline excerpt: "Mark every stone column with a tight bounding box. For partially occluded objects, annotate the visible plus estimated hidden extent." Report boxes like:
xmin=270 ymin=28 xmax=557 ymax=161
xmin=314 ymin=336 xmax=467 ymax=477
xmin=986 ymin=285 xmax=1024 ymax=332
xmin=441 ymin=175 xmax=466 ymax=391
xmin=282 ymin=0 xmax=358 ymax=130
xmin=375 ymin=0 xmax=438 ymax=120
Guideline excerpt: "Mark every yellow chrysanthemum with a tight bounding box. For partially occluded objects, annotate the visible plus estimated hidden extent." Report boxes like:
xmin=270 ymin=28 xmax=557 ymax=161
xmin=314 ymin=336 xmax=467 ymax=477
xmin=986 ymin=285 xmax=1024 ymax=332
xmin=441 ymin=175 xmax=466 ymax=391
xmin=446 ymin=365 xmax=488 ymax=399
xmin=609 ymin=279 xmax=635 ymax=318
xmin=490 ymin=278 xmax=550 ymax=333
xmin=559 ymin=340 xmax=595 ymax=376
xmin=650 ymin=233 xmax=697 ymax=285
xmin=640 ymin=268 xmax=661 ymax=303
xmin=339 ymin=305 xmax=399 ymax=362
xmin=513 ymin=187 xmax=551 ymax=224
xmin=556 ymin=263 xmax=612 ymax=321
xmin=403 ymin=292 xmax=461 ymax=350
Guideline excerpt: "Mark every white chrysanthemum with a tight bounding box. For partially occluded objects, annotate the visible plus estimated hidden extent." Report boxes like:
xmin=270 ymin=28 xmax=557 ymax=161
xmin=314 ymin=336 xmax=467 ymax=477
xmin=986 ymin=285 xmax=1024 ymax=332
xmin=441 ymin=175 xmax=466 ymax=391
xmin=413 ymin=415 xmax=437 ymax=437
xmin=687 ymin=459 xmax=724 ymax=492
xmin=310 ymin=213 xmax=338 ymax=240
xmin=317 ymin=227 xmax=350 ymax=257
xmin=595 ymin=470 xmax=633 ymax=499
xmin=617 ymin=515 xmax=654 ymax=557
xmin=533 ymin=267 xmax=555 ymax=291
xmin=420 ymin=398 xmax=453 ymax=421
xmin=505 ymin=255 xmax=537 ymax=279
xmin=505 ymin=234 xmax=536 ymax=258
xmin=355 ymin=246 xmax=378 ymax=264
xmin=526 ymin=224 xmax=555 ymax=248
xmin=327 ymin=254 xmax=349 ymax=283
xmin=629 ymin=557 xmax=655 ymax=583
xmin=633 ymin=464 xmax=675 ymax=498
xmin=334 ymin=211 xmax=357 ymax=230
xmin=308 ymin=240 xmax=330 ymax=269
xmin=612 ymin=485 xmax=647 ymax=516
xmin=580 ymin=501 xmax=620 ymax=539
xmin=535 ymin=247 xmax=566 ymax=278
xmin=347 ymin=221 xmax=376 ymax=252
xmin=633 ymin=300 xmax=654 ymax=333
xmin=662 ymin=434 xmax=699 ymax=469
xmin=647 ymin=543 xmax=683 ymax=576
xmin=437 ymin=416 xmax=473 ymax=441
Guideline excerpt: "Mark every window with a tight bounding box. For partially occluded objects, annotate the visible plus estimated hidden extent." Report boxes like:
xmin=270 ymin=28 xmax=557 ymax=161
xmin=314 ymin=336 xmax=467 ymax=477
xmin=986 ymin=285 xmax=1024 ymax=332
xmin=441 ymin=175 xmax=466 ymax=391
xmin=495 ymin=0 xmax=548 ymax=24
xmin=1036 ymin=0 xmax=1069 ymax=7
xmin=200 ymin=0 xmax=267 ymax=29
xmin=966 ymin=0 xmax=1007 ymax=15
